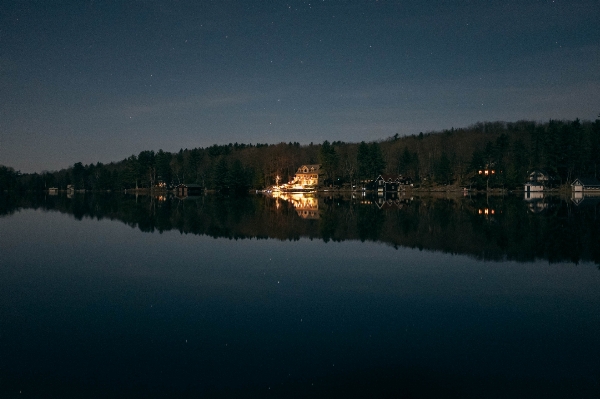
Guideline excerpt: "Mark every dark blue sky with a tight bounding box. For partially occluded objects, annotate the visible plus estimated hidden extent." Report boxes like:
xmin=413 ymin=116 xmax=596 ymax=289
xmin=1 ymin=0 xmax=598 ymax=172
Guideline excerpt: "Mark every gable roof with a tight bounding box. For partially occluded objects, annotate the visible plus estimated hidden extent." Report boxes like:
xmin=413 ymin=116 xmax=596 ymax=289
xmin=376 ymin=174 xmax=401 ymax=182
xmin=529 ymin=169 xmax=549 ymax=176
xmin=528 ymin=169 xmax=552 ymax=182
xmin=297 ymin=164 xmax=320 ymax=173
xmin=572 ymin=177 xmax=600 ymax=187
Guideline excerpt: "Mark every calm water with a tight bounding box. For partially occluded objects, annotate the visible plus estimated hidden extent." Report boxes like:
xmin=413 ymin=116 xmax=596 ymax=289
xmin=1 ymin=193 xmax=599 ymax=398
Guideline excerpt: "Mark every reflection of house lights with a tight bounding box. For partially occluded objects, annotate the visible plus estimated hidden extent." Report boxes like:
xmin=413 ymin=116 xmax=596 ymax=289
xmin=478 ymin=208 xmax=495 ymax=215
xmin=274 ymin=193 xmax=318 ymax=218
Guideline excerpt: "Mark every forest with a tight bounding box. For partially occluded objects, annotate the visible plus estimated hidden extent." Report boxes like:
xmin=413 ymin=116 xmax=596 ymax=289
xmin=1 ymin=118 xmax=599 ymax=192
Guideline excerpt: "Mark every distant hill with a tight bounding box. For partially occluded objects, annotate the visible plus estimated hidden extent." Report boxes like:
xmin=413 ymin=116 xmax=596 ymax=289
xmin=2 ymin=118 xmax=599 ymax=192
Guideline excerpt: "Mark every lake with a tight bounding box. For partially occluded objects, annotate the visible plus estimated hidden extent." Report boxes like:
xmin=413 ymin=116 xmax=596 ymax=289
xmin=1 ymin=192 xmax=599 ymax=398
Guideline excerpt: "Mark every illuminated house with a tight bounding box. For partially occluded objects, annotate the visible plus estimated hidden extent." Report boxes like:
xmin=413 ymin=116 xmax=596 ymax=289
xmin=281 ymin=164 xmax=321 ymax=192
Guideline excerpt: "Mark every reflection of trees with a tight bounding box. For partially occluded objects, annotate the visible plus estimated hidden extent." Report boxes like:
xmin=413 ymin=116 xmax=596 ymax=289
xmin=319 ymin=208 xmax=337 ymax=243
xmin=356 ymin=204 xmax=386 ymax=242
xmin=2 ymin=192 xmax=600 ymax=265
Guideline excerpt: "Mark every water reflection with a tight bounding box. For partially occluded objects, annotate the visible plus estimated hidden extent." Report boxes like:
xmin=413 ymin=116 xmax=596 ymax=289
xmin=1 ymin=191 xmax=599 ymax=265
xmin=273 ymin=192 xmax=320 ymax=219
xmin=571 ymin=190 xmax=600 ymax=207
xmin=2 ymin=193 xmax=600 ymax=397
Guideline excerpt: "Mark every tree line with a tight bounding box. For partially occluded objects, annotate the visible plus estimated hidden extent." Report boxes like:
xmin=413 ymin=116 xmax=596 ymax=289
xmin=2 ymin=118 xmax=599 ymax=192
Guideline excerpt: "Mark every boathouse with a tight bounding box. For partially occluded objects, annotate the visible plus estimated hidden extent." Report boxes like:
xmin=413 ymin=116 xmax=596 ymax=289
xmin=374 ymin=175 xmax=402 ymax=192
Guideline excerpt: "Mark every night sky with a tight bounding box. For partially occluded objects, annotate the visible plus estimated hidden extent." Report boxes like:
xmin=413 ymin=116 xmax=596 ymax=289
xmin=1 ymin=1 xmax=598 ymax=173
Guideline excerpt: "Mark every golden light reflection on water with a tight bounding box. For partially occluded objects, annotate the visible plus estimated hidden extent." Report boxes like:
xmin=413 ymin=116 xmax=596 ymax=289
xmin=271 ymin=192 xmax=320 ymax=219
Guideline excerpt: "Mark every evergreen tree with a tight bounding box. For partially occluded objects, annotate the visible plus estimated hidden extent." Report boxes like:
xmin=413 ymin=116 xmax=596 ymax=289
xmin=227 ymin=159 xmax=248 ymax=193
xmin=368 ymin=142 xmax=386 ymax=178
xmin=155 ymin=150 xmax=172 ymax=186
xmin=357 ymin=142 xmax=370 ymax=180
xmin=137 ymin=150 xmax=156 ymax=187
xmin=212 ymin=157 xmax=229 ymax=191
xmin=319 ymin=140 xmax=339 ymax=184
xmin=435 ymin=152 xmax=452 ymax=185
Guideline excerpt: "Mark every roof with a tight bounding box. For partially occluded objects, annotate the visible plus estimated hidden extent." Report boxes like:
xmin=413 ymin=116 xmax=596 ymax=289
xmin=376 ymin=174 xmax=402 ymax=182
xmin=572 ymin=177 xmax=600 ymax=187
xmin=296 ymin=164 xmax=320 ymax=173
xmin=529 ymin=169 xmax=549 ymax=175
xmin=528 ymin=169 xmax=552 ymax=182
